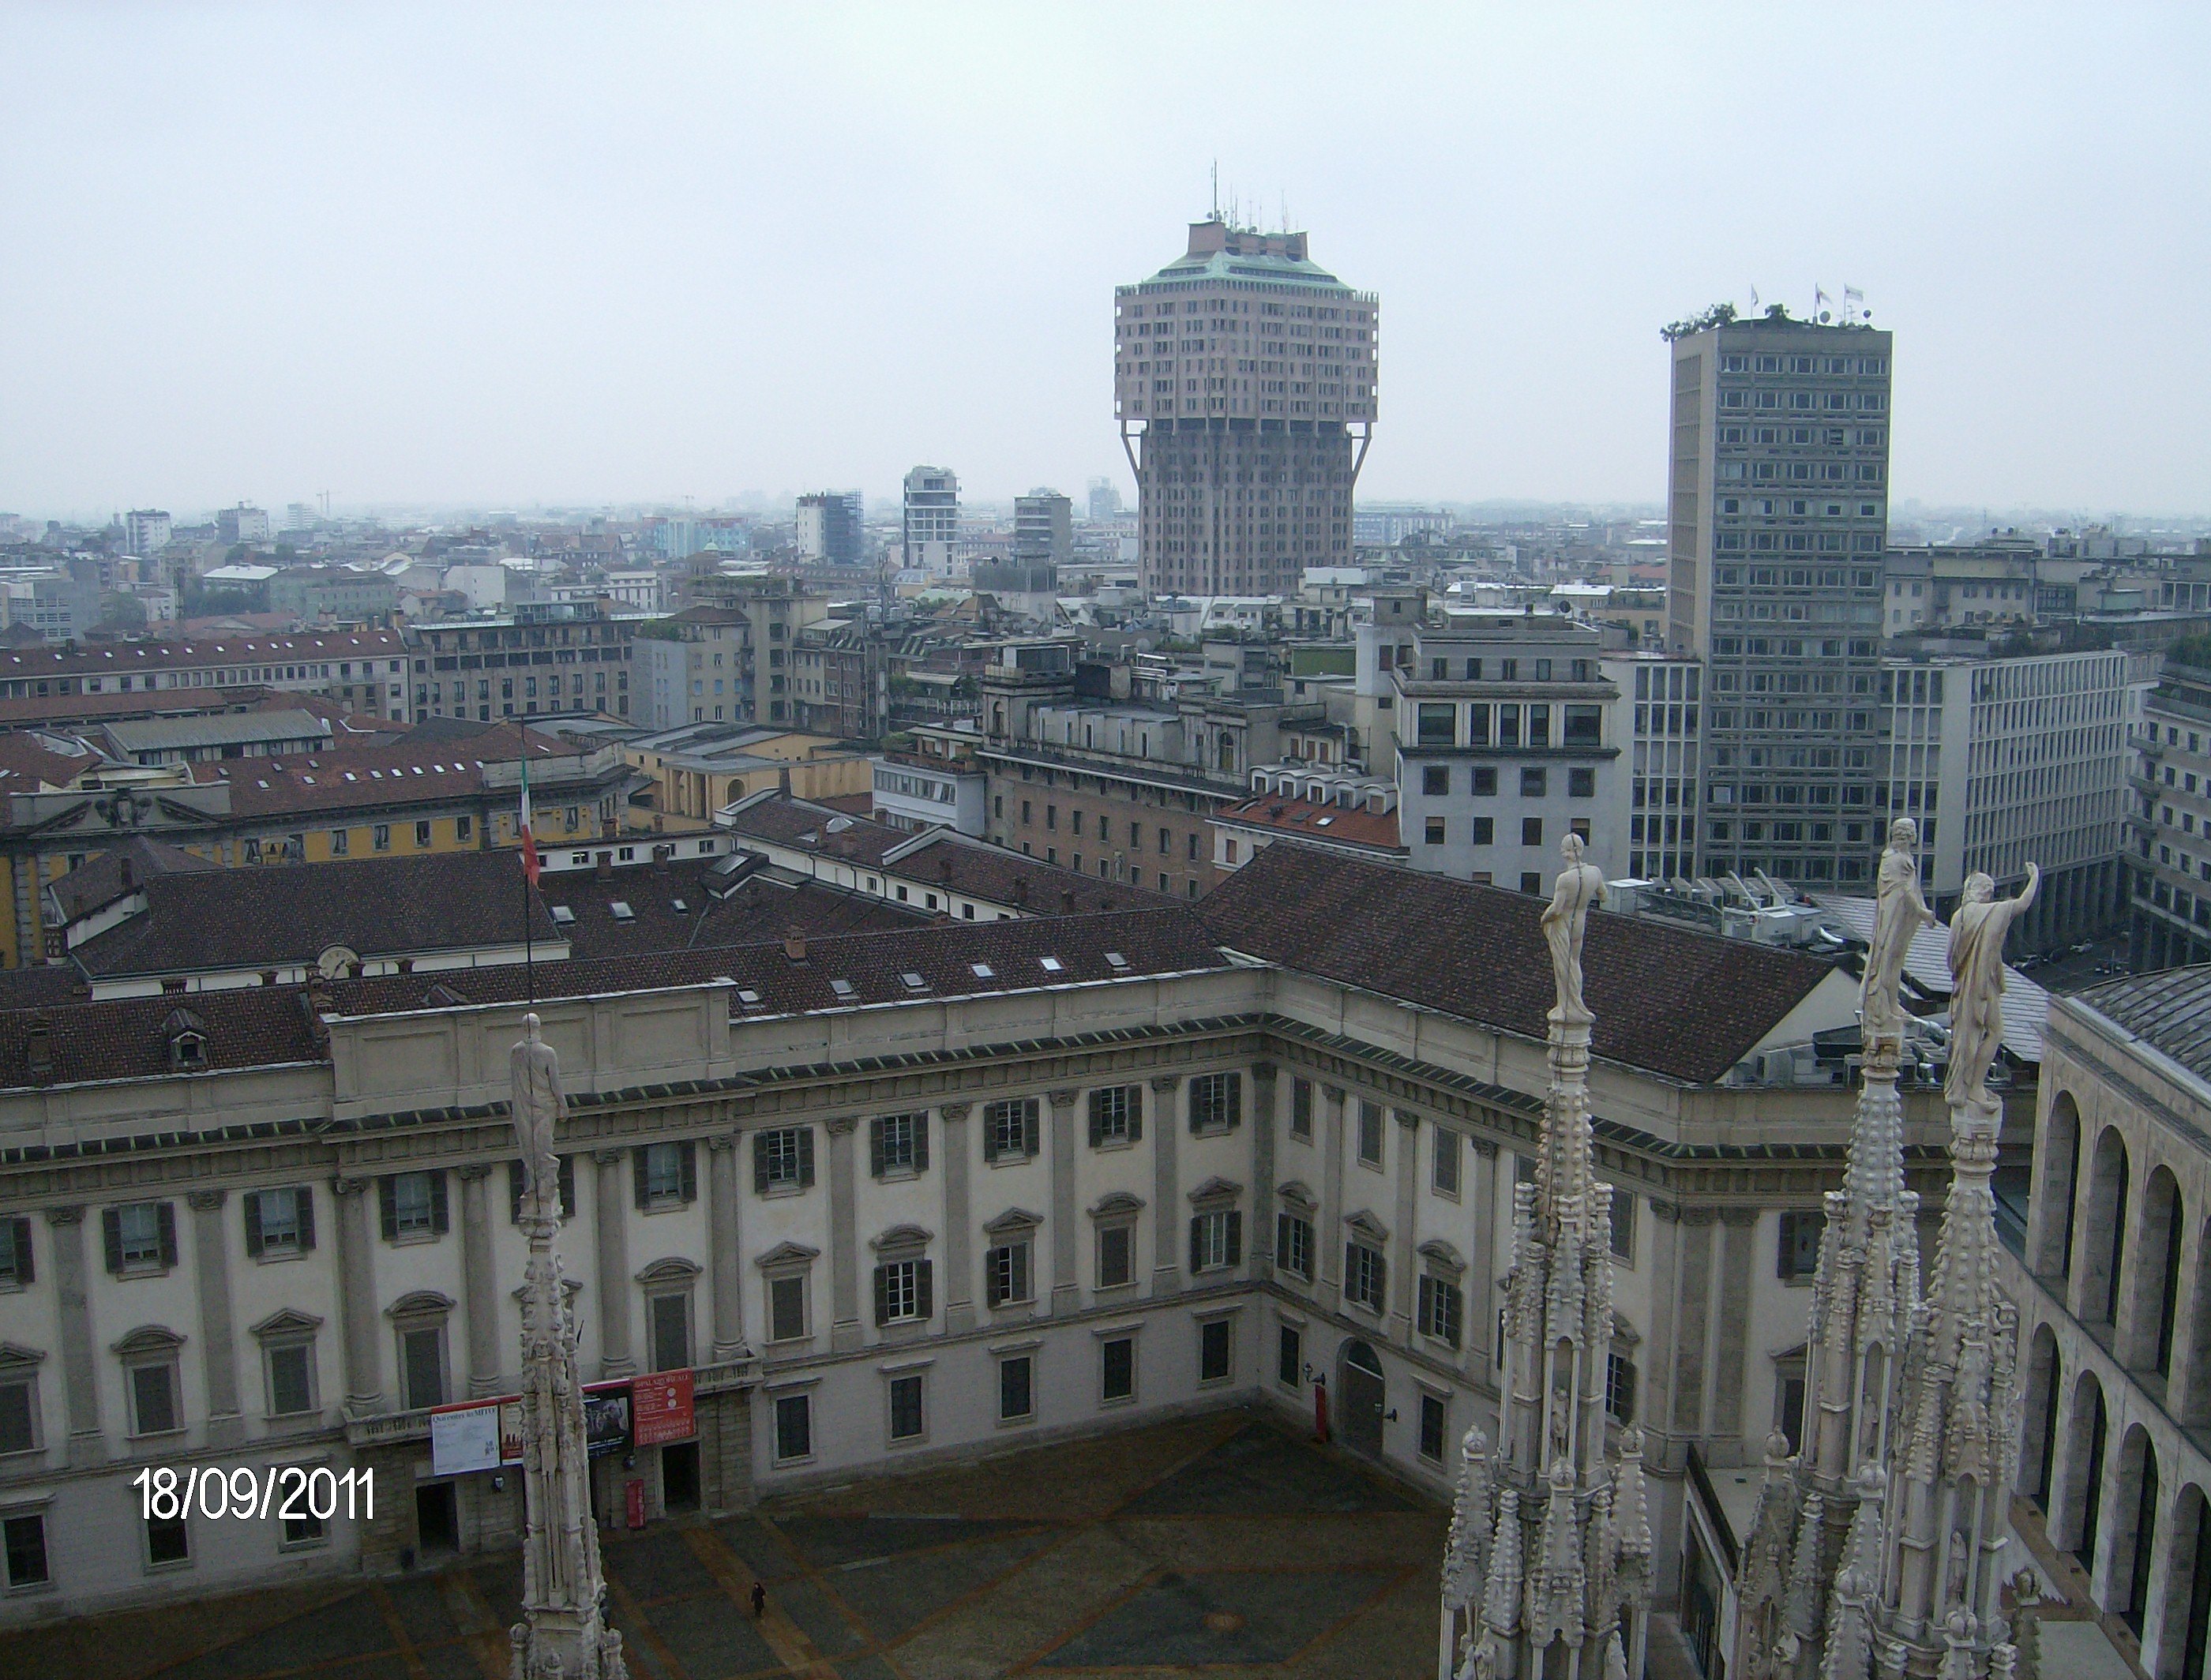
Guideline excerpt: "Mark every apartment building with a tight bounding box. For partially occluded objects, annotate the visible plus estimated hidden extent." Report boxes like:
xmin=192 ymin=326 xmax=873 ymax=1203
xmin=2127 ymin=647 xmax=2211 ymax=969
xmin=901 ymin=467 xmax=959 ymax=578
xmin=1665 ymin=313 xmax=1892 ymax=887
xmin=1391 ymin=614 xmax=1624 ymax=888
xmin=1605 ymin=653 xmax=1704 ymax=887
xmin=0 ymin=630 xmax=411 ymax=722
xmin=407 ymin=602 xmax=636 ymax=725
xmin=1115 ymin=216 xmax=1377 ymax=597
xmin=0 ymin=840 xmax=1909 ymax=1629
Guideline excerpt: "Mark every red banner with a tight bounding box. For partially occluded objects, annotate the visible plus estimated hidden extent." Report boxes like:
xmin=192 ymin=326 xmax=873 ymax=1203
xmin=625 ymin=1477 xmax=647 ymax=1530
xmin=632 ymin=1369 xmax=695 ymax=1447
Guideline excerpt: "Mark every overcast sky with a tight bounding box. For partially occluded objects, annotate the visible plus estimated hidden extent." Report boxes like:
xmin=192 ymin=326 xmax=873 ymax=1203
xmin=2 ymin=4 xmax=2205 ymax=522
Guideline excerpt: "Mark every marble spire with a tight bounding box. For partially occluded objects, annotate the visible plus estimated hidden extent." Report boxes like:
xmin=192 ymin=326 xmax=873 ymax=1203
xmin=1441 ymin=836 xmax=1650 ymax=1680
xmin=1736 ymin=820 xmax=1928 ymax=1680
xmin=509 ymin=1014 xmax=629 ymax=1680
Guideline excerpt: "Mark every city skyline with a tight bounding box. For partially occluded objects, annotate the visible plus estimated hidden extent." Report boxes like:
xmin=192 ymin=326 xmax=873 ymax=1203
xmin=3 ymin=6 xmax=2209 ymax=517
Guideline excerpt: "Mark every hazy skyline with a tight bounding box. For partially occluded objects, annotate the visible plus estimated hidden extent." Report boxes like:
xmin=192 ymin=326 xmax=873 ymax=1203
xmin=3 ymin=4 xmax=2207 ymax=522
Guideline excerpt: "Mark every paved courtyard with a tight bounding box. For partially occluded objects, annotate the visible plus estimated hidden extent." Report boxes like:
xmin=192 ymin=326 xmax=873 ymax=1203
xmin=0 ymin=1409 xmax=1448 ymax=1679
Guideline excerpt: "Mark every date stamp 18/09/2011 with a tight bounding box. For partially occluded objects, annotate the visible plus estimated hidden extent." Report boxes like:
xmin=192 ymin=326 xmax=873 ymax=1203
xmin=131 ymin=1465 xmax=375 ymax=1524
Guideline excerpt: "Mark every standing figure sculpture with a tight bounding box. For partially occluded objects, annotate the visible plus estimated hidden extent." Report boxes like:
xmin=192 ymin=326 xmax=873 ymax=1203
xmin=1539 ymin=832 xmax=1606 ymax=1023
xmin=1944 ymin=864 xmax=2039 ymax=1110
xmin=512 ymin=1013 xmax=565 ymax=1213
xmin=1860 ymin=818 xmax=1937 ymax=1052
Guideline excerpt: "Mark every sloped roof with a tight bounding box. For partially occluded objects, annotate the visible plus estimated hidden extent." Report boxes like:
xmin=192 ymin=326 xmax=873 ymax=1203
xmin=46 ymin=835 xmax=221 ymax=924
xmin=1200 ymin=844 xmax=1837 ymax=1085
xmin=2073 ymin=965 xmax=2211 ymax=1087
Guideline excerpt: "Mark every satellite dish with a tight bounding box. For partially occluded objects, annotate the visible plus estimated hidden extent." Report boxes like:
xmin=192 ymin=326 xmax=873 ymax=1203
xmin=316 ymin=944 xmax=360 ymax=979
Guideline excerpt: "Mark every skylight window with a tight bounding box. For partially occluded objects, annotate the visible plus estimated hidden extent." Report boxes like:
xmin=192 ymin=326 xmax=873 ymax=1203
xmin=1105 ymin=951 xmax=1129 ymax=970
xmin=900 ymin=971 xmax=927 ymax=991
xmin=610 ymin=902 xmax=634 ymax=921
xmin=1039 ymin=957 xmax=1064 ymax=973
xmin=550 ymin=906 xmax=575 ymax=925
xmin=829 ymin=978 xmax=855 ymax=997
xmin=672 ymin=898 xmax=688 ymax=913
xmin=970 ymin=962 xmax=995 ymax=979
xmin=737 ymin=988 xmax=763 ymax=1007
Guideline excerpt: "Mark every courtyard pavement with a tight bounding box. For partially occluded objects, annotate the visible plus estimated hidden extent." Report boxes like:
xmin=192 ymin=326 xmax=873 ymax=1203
xmin=0 ymin=1408 xmax=1449 ymax=1680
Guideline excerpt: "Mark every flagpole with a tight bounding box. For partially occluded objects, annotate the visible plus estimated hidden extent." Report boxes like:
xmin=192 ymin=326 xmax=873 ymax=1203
xmin=519 ymin=728 xmax=536 ymax=1006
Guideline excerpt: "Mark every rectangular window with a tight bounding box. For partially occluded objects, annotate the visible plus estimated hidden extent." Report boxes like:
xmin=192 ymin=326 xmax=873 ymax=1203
xmin=869 ymin=1112 xmax=929 ymax=1176
xmin=1425 ymin=816 xmax=1446 ymax=846
xmin=1568 ymin=767 xmax=1596 ymax=798
xmin=105 ymin=1202 xmax=176 ymax=1273
xmin=768 ymin=1276 xmax=807 ymax=1342
xmin=1289 ymin=1078 xmax=1313 ymax=1139
xmin=986 ymin=1240 xmax=1033 ymax=1307
xmin=413 ymin=820 xmax=431 ymax=848
xmin=244 ymin=1187 xmax=313 ymax=1258
xmin=888 ymin=1374 xmax=925 ymax=1441
xmin=636 ymin=1142 xmax=696 ymax=1209
xmin=774 ymin=1392 xmax=812 ymax=1461
xmin=1433 ymin=1129 xmax=1461 ymax=1197
xmin=1097 ymin=1224 xmax=1133 ymax=1288
xmin=374 ymin=823 xmax=391 ymax=852
xmin=1563 ymin=705 xmax=1603 ymax=747
xmin=1416 ymin=703 xmax=1455 ymax=746
xmin=1345 ymin=1243 xmax=1386 ymax=1311
xmin=1472 ymin=765 xmax=1498 ymax=796
xmin=1519 ymin=766 xmax=1547 ymax=797
xmin=0 ymin=1216 xmax=28 ymax=1288
xmin=999 ymin=1356 xmax=1034 ymax=1421
xmin=400 ymin=1326 xmax=445 ymax=1410
xmin=265 ymin=1344 xmax=315 ymax=1416
xmin=145 ymin=1511 xmax=190 ymax=1567
xmin=2 ymin=1512 xmax=48 ymax=1587
xmin=983 ymin=1098 xmax=1040 ymax=1162
xmin=1278 ymin=1324 xmax=1302 ymax=1387
xmin=0 ymin=1379 xmax=36 ymax=1454
xmin=1087 ymin=1086 xmax=1142 ymax=1147
xmin=1422 ymin=764 xmax=1450 ymax=797
xmin=1607 ymin=1352 xmax=1638 ymax=1425
xmin=281 ymin=1504 xmax=326 ymax=1549
xmin=126 ymin=1352 xmax=181 ymax=1434
xmin=649 ymin=1292 xmax=690 ymax=1373
xmin=1778 ymin=1209 xmax=1826 ymax=1281
xmin=1276 ymin=1212 xmax=1314 ymax=1280
xmin=1189 ymin=1209 xmax=1243 ymax=1273
xmin=753 ymin=1127 xmax=816 ymax=1192
xmin=1611 ymin=1192 xmax=1637 ymax=1262
xmin=328 ymin=828 xmax=349 ymax=856
xmin=1357 ymin=1101 xmax=1383 ymax=1166
xmin=1419 ymin=1393 xmax=1447 ymax=1463
xmin=873 ymin=1258 xmax=933 ymax=1325
xmin=380 ymin=1172 xmax=447 ymax=1240
xmin=1188 ymin=1071 xmax=1241 ymax=1134
xmin=1199 ymin=1319 xmax=1233 ymax=1383
xmin=1417 ymin=1275 xmax=1463 ymax=1348
xmin=1101 ymin=1337 xmax=1136 ymax=1403
xmin=1522 ymin=816 xmax=1544 ymax=846
xmin=1470 ymin=816 xmax=1494 ymax=845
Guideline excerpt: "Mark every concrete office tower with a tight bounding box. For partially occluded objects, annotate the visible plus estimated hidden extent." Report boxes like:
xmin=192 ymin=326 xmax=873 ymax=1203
xmin=1665 ymin=313 xmax=1892 ymax=887
xmin=122 ymin=509 xmax=171 ymax=557
xmin=796 ymin=491 xmax=865 ymax=566
xmin=218 ymin=504 xmax=271 ymax=546
xmin=1086 ymin=478 xmax=1122 ymax=523
xmin=1013 ymin=489 xmax=1072 ymax=566
xmin=903 ymin=467 xmax=959 ymax=577
xmin=1114 ymin=216 xmax=1377 ymax=598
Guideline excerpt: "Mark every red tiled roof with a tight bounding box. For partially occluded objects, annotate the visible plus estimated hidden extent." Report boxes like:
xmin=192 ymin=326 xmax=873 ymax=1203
xmin=1199 ymin=844 xmax=1836 ymax=1085
xmin=0 ymin=628 xmax=407 ymax=677
xmin=1214 ymin=792 xmax=1403 ymax=853
xmin=175 ymin=724 xmax=603 ymax=818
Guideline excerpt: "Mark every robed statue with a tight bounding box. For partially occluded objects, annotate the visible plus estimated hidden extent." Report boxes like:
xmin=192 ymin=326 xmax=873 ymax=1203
xmin=512 ymin=1013 xmax=565 ymax=1213
xmin=1541 ymin=833 xmax=1606 ymax=1024
xmin=1860 ymin=818 xmax=1937 ymax=1052
xmin=1944 ymin=863 xmax=2039 ymax=1110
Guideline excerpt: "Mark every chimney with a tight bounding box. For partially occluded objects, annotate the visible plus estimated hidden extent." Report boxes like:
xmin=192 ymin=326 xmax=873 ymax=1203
xmin=938 ymin=855 xmax=953 ymax=882
xmin=118 ymin=855 xmax=134 ymax=891
xmin=24 ymin=1016 xmax=51 ymax=1081
xmin=783 ymin=926 xmax=807 ymax=962
xmin=596 ymin=851 xmax=613 ymax=881
xmin=778 ymin=764 xmax=791 ymax=796
xmin=1060 ymin=888 xmax=1075 ymax=913
xmin=1012 ymin=878 xmax=1028 ymax=906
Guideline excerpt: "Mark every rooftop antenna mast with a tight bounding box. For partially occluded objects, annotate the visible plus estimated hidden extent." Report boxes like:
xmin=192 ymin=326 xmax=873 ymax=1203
xmin=1210 ymin=162 xmax=1219 ymax=221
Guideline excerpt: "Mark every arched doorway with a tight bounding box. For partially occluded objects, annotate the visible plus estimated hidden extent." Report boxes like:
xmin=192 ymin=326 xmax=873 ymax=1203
xmin=2024 ymin=1327 xmax=2061 ymax=1513
xmin=2081 ymin=1129 xmax=2131 ymax=1329
xmin=2163 ymin=1483 xmax=2211 ymax=1680
xmin=2113 ymin=1427 xmax=2159 ymax=1633
xmin=1339 ymin=1340 xmax=1386 ymax=1457
xmin=2039 ymin=1091 xmax=2082 ymax=1281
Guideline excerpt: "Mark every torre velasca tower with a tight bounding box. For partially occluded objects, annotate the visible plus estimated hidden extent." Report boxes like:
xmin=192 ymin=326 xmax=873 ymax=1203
xmin=1114 ymin=216 xmax=1377 ymax=597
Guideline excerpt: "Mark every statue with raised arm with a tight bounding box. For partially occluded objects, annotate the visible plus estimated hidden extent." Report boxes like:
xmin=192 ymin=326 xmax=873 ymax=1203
xmin=1943 ymin=864 xmax=2039 ymax=1110
xmin=1861 ymin=818 xmax=1938 ymax=1054
xmin=512 ymin=1013 xmax=565 ymax=1216
xmin=1540 ymin=833 xmax=1606 ymax=1025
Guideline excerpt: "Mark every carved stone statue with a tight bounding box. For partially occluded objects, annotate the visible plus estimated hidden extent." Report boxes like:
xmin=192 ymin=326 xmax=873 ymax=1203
xmin=1540 ymin=833 xmax=1606 ymax=1024
xmin=1861 ymin=818 xmax=1936 ymax=1052
xmin=512 ymin=1012 xmax=565 ymax=1212
xmin=1944 ymin=864 xmax=2039 ymax=1110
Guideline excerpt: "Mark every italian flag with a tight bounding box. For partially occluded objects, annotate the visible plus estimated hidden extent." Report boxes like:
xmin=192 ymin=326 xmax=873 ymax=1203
xmin=518 ymin=739 xmax=541 ymax=887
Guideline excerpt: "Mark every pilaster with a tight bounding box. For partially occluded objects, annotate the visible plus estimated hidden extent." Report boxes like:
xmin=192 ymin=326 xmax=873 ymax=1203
xmin=1391 ymin=1107 xmax=1421 ymax=1342
xmin=1319 ymin=1084 xmax=1346 ymax=1314
xmin=187 ymin=1189 xmax=243 ymax=1446
xmin=705 ymin=1134 xmax=749 ymax=1361
xmin=44 ymin=1205 xmax=103 ymax=1461
xmin=1151 ymin=1075 xmax=1181 ymax=1297
xmin=457 ymin=1164 xmax=501 ymax=1397
xmin=940 ymin=1103 xmax=974 ymax=1333
xmin=594 ymin=1149 xmax=634 ymax=1379
xmin=1048 ymin=1088 xmax=1079 ymax=1315
xmin=826 ymin=1117 xmax=861 ymax=1350
xmin=1711 ymin=1206 xmax=1759 ymax=1449
xmin=332 ymin=1176 xmax=385 ymax=1416
xmin=1249 ymin=1061 xmax=1278 ymax=1282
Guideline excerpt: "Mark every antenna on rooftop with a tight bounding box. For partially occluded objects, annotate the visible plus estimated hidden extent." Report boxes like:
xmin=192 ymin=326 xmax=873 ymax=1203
xmin=1210 ymin=161 xmax=1219 ymax=221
